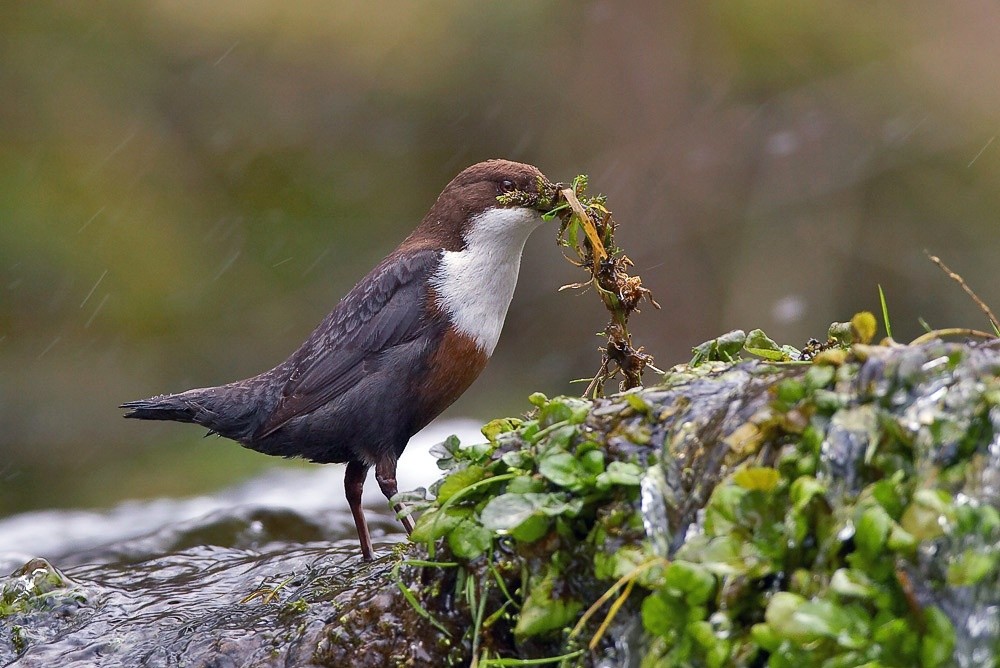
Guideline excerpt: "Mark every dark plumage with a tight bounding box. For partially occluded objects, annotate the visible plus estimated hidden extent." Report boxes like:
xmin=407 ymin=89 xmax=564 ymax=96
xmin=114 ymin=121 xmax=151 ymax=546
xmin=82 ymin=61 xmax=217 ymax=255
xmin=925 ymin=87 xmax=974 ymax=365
xmin=122 ymin=159 xmax=556 ymax=560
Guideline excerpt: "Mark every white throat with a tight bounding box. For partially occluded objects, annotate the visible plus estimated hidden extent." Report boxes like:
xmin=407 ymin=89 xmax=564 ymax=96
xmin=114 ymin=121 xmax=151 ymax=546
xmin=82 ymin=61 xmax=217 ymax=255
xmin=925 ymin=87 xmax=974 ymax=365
xmin=430 ymin=207 xmax=544 ymax=355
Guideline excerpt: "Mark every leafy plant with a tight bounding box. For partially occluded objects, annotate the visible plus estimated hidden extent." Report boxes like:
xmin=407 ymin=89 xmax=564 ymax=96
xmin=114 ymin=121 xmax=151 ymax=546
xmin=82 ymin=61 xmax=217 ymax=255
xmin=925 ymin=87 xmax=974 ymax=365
xmin=399 ymin=326 xmax=1000 ymax=666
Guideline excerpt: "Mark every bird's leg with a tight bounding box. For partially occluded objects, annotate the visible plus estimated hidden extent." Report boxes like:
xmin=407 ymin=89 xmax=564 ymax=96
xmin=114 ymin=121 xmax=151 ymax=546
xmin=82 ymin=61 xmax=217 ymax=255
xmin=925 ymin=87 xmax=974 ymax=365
xmin=375 ymin=457 xmax=415 ymax=534
xmin=345 ymin=460 xmax=374 ymax=561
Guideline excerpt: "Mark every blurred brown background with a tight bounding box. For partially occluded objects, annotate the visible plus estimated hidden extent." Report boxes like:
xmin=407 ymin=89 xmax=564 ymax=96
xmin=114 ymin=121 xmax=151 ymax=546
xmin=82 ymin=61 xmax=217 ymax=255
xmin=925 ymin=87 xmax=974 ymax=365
xmin=2 ymin=1 xmax=998 ymax=515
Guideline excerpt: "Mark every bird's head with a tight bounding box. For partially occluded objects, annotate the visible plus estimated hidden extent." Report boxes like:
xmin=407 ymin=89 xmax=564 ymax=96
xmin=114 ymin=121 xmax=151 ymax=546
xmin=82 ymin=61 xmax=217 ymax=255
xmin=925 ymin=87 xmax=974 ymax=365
xmin=412 ymin=159 xmax=558 ymax=252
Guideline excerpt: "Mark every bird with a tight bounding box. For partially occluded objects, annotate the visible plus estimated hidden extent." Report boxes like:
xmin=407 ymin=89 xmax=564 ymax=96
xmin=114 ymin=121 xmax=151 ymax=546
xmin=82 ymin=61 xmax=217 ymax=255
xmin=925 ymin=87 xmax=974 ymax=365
xmin=121 ymin=159 xmax=558 ymax=561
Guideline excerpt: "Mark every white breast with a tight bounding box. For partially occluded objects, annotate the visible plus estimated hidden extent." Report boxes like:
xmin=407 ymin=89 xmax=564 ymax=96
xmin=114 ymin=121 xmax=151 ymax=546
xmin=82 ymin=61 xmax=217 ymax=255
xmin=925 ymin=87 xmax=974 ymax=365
xmin=430 ymin=207 xmax=545 ymax=356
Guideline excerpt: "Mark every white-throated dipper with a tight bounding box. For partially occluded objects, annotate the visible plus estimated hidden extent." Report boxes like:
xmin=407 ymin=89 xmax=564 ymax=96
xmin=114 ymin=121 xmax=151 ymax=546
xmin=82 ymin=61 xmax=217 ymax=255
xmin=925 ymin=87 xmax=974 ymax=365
xmin=122 ymin=159 xmax=558 ymax=561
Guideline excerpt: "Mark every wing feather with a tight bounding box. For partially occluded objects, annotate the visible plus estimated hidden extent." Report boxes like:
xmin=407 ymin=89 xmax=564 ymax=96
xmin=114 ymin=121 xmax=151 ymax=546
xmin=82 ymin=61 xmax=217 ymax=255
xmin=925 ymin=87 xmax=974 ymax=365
xmin=254 ymin=249 xmax=440 ymax=437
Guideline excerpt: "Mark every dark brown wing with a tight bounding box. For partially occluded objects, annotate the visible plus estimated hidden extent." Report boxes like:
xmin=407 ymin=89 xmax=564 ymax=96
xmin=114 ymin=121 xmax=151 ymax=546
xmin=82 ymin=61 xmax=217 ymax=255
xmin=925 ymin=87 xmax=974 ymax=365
xmin=254 ymin=249 xmax=440 ymax=438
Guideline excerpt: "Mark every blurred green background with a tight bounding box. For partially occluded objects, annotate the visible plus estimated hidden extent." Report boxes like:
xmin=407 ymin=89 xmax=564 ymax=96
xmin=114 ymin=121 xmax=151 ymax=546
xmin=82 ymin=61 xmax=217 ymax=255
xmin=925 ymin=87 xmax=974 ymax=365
xmin=3 ymin=1 xmax=998 ymax=516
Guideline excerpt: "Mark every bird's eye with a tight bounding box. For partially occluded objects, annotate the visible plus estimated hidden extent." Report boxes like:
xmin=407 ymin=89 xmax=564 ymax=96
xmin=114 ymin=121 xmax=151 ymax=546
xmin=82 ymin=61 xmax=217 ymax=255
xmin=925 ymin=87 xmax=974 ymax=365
xmin=499 ymin=179 xmax=516 ymax=193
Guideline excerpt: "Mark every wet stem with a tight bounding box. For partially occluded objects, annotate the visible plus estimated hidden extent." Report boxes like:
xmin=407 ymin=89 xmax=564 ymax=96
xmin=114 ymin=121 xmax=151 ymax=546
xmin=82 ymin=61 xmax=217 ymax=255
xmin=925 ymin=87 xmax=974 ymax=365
xmin=555 ymin=183 xmax=659 ymax=398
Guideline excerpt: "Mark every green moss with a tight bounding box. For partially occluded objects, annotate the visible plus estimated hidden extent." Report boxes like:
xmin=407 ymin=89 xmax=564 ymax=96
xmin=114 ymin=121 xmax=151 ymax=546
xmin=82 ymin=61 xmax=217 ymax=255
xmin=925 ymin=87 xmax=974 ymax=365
xmin=0 ymin=558 xmax=91 ymax=659
xmin=402 ymin=334 xmax=1000 ymax=666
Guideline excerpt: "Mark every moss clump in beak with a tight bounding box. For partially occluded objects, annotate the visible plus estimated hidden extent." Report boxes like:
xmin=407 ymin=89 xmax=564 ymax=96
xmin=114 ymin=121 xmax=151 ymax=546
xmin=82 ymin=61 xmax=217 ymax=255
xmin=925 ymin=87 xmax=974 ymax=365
xmin=496 ymin=175 xmax=560 ymax=212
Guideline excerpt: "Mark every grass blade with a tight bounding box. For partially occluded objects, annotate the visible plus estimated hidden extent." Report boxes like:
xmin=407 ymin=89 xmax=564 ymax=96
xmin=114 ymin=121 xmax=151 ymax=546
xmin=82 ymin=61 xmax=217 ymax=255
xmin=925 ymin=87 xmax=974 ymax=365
xmin=878 ymin=285 xmax=893 ymax=340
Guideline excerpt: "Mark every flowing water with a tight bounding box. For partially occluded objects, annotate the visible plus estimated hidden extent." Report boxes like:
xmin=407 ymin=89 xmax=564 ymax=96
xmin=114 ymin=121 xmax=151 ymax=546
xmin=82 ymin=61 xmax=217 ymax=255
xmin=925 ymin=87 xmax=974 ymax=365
xmin=0 ymin=420 xmax=484 ymax=667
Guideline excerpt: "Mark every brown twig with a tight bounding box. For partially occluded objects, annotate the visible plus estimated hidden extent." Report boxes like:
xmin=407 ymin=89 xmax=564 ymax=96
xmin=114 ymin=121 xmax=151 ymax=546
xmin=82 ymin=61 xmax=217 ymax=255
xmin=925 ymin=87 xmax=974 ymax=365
xmin=925 ymin=251 xmax=1000 ymax=334
xmin=552 ymin=178 xmax=659 ymax=397
xmin=908 ymin=327 xmax=998 ymax=346
xmin=582 ymin=357 xmax=610 ymax=400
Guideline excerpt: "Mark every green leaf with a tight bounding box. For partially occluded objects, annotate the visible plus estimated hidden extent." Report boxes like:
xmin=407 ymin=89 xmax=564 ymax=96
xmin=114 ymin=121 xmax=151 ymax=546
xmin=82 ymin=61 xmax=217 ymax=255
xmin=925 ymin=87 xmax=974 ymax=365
xmin=804 ymin=364 xmax=836 ymax=390
xmin=664 ymin=561 xmax=716 ymax=605
xmin=480 ymin=493 xmax=579 ymax=533
xmin=528 ymin=392 xmax=548 ymax=408
xmin=464 ymin=442 xmax=493 ymax=463
xmin=625 ymin=392 xmax=651 ymax=413
xmin=566 ymin=219 xmax=579 ymax=248
xmin=855 ymin=505 xmax=891 ymax=558
xmin=946 ymin=549 xmax=997 ymax=586
xmin=593 ymin=544 xmax=647 ymax=581
xmin=596 ymin=460 xmax=644 ymax=489
xmin=870 ymin=476 xmax=905 ymax=518
xmin=732 ymin=467 xmax=780 ymax=492
xmin=900 ymin=489 xmax=953 ymax=541
xmin=776 ymin=378 xmax=806 ymax=405
xmin=480 ymin=493 xmax=542 ymax=532
xmin=436 ymin=465 xmax=488 ymax=503
xmin=514 ymin=569 xmax=582 ymax=637
xmin=830 ymin=569 xmax=875 ymax=599
xmin=766 ymin=594 xmax=856 ymax=643
xmin=500 ymin=450 xmax=531 ymax=470
xmin=579 ymin=449 xmax=605 ymax=475
xmin=781 ymin=343 xmax=802 ymax=358
xmin=539 ymin=496 xmax=584 ymax=517
xmin=751 ymin=622 xmax=780 ymax=652
xmin=431 ymin=434 xmax=463 ymax=470
xmin=677 ymin=535 xmax=751 ymax=577
xmin=448 ymin=518 xmax=492 ymax=559
xmin=886 ymin=523 xmax=917 ymax=552
xmin=873 ymin=618 xmax=911 ymax=646
xmin=704 ymin=485 xmax=745 ymax=533
xmin=744 ymin=329 xmax=789 ymax=361
xmin=506 ymin=475 xmax=545 ymax=494
xmin=510 ymin=513 xmax=550 ymax=542
xmin=920 ymin=606 xmax=955 ymax=668
xmin=537 ymin=424 xmax=577 ymax=449
xmin=763 ymin=592 xmax=805 ymax=636
xmin=481 ymin=418 xmax=521 ymax=443
xmin=641 ymin=591 xmax=686 ymax=638
xmin=790 ymin=476 xmax=827 ymax=510
xmin=691 ymin=330 xmax=746 ymax=366
xmin=537 ymin=395 xmax=590 ymax=427
xmin=538 ymin=451 xmax=587 ymax=489
xmin=410 ymin=507 xmax=465 ymax=543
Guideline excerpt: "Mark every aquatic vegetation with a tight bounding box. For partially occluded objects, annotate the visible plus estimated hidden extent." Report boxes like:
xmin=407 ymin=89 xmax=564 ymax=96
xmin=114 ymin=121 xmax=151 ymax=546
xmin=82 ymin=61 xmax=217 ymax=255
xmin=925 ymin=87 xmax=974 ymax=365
xmin=0 ymin=559 xmax=90 ymax=660
xmin=402 ymin=337 xmax=1000 ymax=666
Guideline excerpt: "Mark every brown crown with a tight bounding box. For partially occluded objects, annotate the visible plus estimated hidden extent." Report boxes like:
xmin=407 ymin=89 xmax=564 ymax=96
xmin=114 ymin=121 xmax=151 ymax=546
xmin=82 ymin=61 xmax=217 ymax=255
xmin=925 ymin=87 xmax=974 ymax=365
xmin=403 ymin=159 xmax=553 ymax=253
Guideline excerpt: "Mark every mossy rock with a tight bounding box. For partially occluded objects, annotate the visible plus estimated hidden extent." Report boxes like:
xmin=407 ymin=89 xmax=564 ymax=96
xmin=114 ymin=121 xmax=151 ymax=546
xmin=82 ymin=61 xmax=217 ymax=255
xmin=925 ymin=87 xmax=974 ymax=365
xmin=389 ymin=339 xmax=1000 ymax=667
xmin=3 ymin=340 xmax=998 ymax=667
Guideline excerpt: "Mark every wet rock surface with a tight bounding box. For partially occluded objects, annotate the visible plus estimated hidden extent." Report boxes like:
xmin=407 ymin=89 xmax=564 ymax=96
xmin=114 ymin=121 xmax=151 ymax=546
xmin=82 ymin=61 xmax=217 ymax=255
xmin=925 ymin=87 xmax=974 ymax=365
xmin=0 ymin=525 xmax=416 ymax=667
xmin=0 ymin=424 xmax=474 ymax=668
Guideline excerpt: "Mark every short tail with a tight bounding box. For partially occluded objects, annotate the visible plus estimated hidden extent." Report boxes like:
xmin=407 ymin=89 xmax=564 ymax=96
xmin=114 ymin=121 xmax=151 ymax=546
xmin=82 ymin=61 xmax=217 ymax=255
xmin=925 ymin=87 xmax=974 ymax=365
xmin=121 ymin=383 xmax=265 ymax=441
xmin=120 ymin=393 xmax=202 ymax=424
